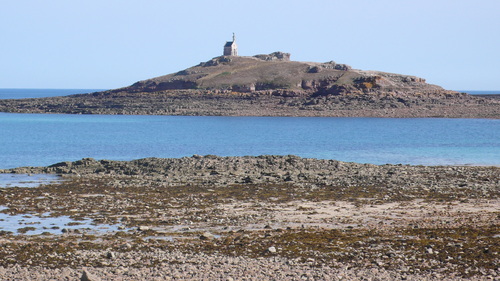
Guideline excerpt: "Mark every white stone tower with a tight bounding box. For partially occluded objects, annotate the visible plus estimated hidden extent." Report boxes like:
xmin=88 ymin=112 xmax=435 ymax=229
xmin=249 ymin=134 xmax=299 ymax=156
xmin=223 ymin=33 xmax=238 ymax=56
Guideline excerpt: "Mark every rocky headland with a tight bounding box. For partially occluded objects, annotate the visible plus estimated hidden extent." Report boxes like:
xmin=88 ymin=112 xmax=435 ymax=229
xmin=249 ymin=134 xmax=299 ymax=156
xmin=1 ymin=53 xmax=499 ymax=118
xmin=0 ymin=155 xmax=498 ymax=280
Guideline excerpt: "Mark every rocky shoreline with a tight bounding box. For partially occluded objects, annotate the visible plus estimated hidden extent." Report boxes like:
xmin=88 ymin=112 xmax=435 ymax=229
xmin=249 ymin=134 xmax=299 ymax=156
xmin=0 ymin=155 xmax=498 ymax=280
xmin=1 ymin=90 xmax=499 ymax=118
xmin=3 ymin=155 xmax=500 ymax=197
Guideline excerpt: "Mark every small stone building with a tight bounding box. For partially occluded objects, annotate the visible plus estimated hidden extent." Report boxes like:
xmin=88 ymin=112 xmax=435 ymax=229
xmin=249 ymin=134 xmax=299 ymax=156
xmin=223 ymin=33 xmax=238 ymax=56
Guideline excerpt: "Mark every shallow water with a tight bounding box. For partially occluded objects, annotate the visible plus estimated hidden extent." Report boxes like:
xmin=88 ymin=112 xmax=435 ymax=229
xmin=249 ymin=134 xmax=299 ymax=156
xmin=0 ymin=174 xmax=125 ymax=235
xmin=0 ymin=206 xmax=124 ymax=235
xmin=0 ymin=174 xmax=63 ymax=188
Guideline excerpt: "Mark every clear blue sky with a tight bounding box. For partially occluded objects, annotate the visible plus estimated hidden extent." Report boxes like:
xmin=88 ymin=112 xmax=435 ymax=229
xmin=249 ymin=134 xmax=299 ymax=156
xmin=1 ymin=0 xmax=498 ymax=90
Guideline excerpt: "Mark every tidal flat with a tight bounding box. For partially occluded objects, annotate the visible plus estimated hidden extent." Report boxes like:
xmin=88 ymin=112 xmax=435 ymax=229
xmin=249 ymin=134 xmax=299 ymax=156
xmin=0 ymin=155 xmax=498 ymax=280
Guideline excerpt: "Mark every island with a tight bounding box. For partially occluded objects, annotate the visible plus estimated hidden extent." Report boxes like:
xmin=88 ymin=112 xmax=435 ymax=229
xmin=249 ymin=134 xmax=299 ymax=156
xmin=1 ymin=46 xmax=499 ymax=118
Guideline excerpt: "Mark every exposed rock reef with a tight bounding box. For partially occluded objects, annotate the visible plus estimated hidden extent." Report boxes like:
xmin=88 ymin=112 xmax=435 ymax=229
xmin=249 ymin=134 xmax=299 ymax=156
xmin=4 ymin=155 xmax=499 ymax=197
xmin=0 ymin=156 xmax=499 ymax=280
xmin=1 ymin=53 xmax=498 ymax=118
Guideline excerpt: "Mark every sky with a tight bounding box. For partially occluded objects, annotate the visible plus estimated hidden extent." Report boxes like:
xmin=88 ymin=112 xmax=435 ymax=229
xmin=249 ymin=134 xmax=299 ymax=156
xmin=0 ymin=0 xmax=498 ymax=91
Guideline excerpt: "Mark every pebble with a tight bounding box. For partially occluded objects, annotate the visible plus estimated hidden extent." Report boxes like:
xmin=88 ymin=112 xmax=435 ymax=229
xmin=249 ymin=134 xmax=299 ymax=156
xmin=200 ymin=232 xmax=215 ymax=240
xmin=138 ymin=226 xmax=150 ymax=231
xmin=267 ymin=246 xmax=277 ymax=253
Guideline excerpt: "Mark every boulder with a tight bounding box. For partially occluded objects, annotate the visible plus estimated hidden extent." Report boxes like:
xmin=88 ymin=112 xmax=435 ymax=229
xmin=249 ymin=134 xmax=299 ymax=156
xmin=253 ymin=52 xmax=291 ymax=61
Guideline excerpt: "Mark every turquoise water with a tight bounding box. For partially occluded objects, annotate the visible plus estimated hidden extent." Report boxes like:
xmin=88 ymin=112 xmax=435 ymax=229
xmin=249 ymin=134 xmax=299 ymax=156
xmin=1 ymin=112 xmax=499 ymax=168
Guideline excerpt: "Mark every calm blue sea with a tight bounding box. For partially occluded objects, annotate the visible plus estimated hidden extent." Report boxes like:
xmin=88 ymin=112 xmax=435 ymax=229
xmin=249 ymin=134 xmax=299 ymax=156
xmin=0 ymin=89 xmax=499 ymax=168
xmin=458 ymin=90 xmax=500 ymax=95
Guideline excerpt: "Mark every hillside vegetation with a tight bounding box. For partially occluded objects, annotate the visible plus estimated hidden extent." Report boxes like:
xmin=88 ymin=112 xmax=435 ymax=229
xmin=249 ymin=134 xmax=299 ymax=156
xmin=120 ymin=52 xmax=444 ymax=95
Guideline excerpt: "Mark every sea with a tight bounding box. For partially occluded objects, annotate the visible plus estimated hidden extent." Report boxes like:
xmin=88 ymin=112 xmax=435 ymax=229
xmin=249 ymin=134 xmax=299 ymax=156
xmin=0 ymin=89 xmax=499 ymax=169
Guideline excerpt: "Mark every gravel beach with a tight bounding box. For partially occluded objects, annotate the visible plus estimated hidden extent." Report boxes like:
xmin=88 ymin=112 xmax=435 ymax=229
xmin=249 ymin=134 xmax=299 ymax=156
xmin=0 ymin=155 xmax=498 ymax=280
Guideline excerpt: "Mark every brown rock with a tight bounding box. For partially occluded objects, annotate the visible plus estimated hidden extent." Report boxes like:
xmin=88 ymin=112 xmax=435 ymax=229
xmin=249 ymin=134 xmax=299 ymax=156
xmin=81 ymin=270 xmax=101 ymax=281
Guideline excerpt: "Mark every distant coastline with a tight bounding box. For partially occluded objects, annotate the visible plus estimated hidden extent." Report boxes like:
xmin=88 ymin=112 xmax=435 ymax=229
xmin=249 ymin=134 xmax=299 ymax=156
xmin=457 ymin=90 xmax=500 ymax=95
xmin=0 ymin=88 xmax=106 ymax=99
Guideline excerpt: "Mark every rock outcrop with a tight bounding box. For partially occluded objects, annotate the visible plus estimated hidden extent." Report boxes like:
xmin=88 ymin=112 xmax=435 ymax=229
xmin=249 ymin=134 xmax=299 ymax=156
xmin=3 ymin=155 xmax=499 ymax=197
xmin=253 ymin=51 xmax=291 ymax=61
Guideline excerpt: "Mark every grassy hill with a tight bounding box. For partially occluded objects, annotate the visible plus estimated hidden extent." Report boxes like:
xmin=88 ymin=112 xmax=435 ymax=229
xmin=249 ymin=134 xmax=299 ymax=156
xmin=117 ymin=52 xmax=445 ymax=95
